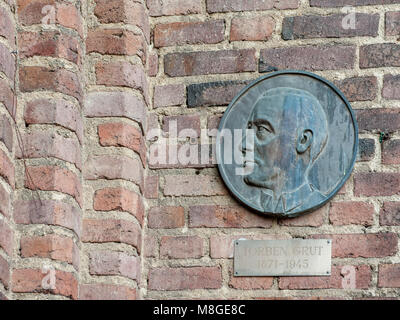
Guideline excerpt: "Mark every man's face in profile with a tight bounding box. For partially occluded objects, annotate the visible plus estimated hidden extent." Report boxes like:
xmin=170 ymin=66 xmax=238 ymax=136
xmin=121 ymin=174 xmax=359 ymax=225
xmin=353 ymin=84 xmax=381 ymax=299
xmin=241 ymin=95 xmax=302 ymax=194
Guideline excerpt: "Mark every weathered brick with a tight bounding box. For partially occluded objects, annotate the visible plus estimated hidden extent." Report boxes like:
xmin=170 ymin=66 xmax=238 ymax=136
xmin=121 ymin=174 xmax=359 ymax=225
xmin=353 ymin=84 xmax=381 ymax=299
xmin=386 ymin=12 xmax=400 ymax=36
xmin=147 ymin=0 xmax=202 ymax=16
xmin=378 ymin=264 xmax=400 ymax=288
xmin=25 ymin=98 xmax=83 ymax=144
xmin=229 ymin=275 xmax=273 ymax=290
xmin=383 ymin=74 xmax=400 ymax=100
xmin=87 ymin=29 xmax=146 ymax=63
xmin=20 ymin=234 xmax=79 ymax=269
xmin=310 ymin=0 xmax=400 ymax=7
xmin=354 ymin=173 xmax=400 ymax=197
xmin=162 ymin=114 xmax=201 ymax=137
xmin=357 ymin=109 xmax=400 ymax=133
xmin=154 ymin=84 xmax=186 ymax=108
xmin=0 ymin=149 xmax=14 ymax=188
xmin=0 ymin=79 xmax=14 ymax=117
xmin=12 ymin=269 xmax=78 ymax=299
xmin=188 ymin=80 xmax=250 ymax=108
xmin=148 ymin=267 xmax=222 ymax=290
xmin=330 ymin=202 xmax=374 ymax=226
xmin=89 ymin=251 xmax=140 ymax=280
xmin=144 ymin=234 xmax=158 ymax=258
xmin=279 ymin=265 xmax=371 ymax=289
xmin=93 ymin=188 xmax=144 ymax=226
xmin=231 ymin=15 xmax=275 ymax=41
xmin=25 ymin=166 xmax=82 ymax=207
xmin=14 ymin=200 xmax=81 ymax=237
xmin=0 ymin=114 xmax=13 ymax=152
xmin=82 ymin=219 xmax=141 ymax=252
xmin=0 ymin=219 xmax=13 ymax=256
xmin=208 ymin=114 xmax=223 ymax=131
xmin=148 ymin=206 xmax=185 ymax=229
xmin=85 ymin=155 xmax=143 ymax=188
xmin=148 ymin=51 xmax=158 ymax=77
xmin=144 ymin=175 xmax=158 ymax=199
xmin=86 ymin=92 xmax=147 ymax=130
xmin=19 ymin=66 xmax=83 ymax=103
xmin=164 ymin=175 xmax=227 ymax=196
xmin=0 ymin=255 xmax=9 ymax=289
xmin=0 ymin=42 xmax=15 ymax=80
xmin=282 ymin=14 xmax=379 ymax=40
xmin=165 ymin=49 xmax=257 ymax=77
xmin=278 ymin=205 xmax=326 ymax=227
xmin=382 ymin=139 xmax=400 ymax=164
xmin=335 ymin=76 xmax=377 ymax=102
xmin=380 ymin=202 xmax=400 ymax=226
xmin=360 ymin=44 xmax=400 ymax=69
xmin=311 ymin=233 xmax=398 ymax=258
xmin=358 ymin=138 xmax=375 ymax=161
xmin=154 ymin=20 xmax=224 ymax=47
xmin=207 ymin=0 xmax=299 ymax=12
xmin=18 ymin=31 xmax=82 ymax=65
xmin=98 ymin=122 xmax=146 ymax=166
xmin=260 ymin=45 xmax=355 ymax=72
xmin=79 ymin=283 xmax=136 ymax=300
xmin=160 ymin=236 xmax=203 ymax=259
xmin=0 ymin=183 xmax=10 ymax=218
xmin=189 ymin=205 xmax=273 ymax=228
xmin=0 ymin=6 xmax=15 ymax=45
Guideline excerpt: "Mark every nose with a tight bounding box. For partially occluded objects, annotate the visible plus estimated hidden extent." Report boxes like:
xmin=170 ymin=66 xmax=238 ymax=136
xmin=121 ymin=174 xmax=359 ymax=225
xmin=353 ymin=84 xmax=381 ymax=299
xmin=240 ymin=128 xmax=254 ymax=155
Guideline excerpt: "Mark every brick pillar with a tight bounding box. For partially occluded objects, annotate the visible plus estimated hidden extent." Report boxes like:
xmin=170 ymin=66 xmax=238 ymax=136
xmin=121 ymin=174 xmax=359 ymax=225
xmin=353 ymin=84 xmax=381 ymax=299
xmin=12 ymin=0 xmax=84 ymax=299
xmin=81 ymin=0 xmax=149 ymax=300
xmin=0 ymin=0 xmax=16 ymax=300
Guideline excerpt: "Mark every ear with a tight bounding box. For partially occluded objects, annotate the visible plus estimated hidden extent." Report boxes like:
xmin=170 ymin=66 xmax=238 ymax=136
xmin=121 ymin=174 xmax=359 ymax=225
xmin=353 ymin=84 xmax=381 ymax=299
xmin=296 ymin=129 xmax=313 ymax=154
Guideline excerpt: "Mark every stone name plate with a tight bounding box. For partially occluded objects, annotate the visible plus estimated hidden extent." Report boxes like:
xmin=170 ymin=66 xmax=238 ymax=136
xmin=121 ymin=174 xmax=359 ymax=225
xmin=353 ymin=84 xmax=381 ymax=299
xmin=234 ymin=239 xmax=332 ymax=276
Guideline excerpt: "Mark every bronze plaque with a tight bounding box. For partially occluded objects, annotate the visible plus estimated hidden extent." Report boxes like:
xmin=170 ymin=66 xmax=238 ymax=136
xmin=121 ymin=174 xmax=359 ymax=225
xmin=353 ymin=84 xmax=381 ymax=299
xmin=234 ymin=239 xmax=332 ymax=276
xmin=216 ymin=71 xmax=358 ymax=218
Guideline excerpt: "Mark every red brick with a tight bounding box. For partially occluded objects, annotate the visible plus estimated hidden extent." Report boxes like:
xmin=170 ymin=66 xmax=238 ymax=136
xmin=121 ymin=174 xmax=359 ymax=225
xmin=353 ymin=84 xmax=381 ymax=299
xmin=311 ymin=0 xmax=400 ymax=7
xmin=148 ymin=266 xmax=222 ymax=290
xmin=0 ymin=43 xmax=15 ymax=80
xmin=229 ymin=275 xmax=273 ymax=290
xmin=0 ymin=219 xmax=13 ymax=256
xmin=162 ymin=114 xmax=201 ymax=137
xmin=86 ymin=91 xmax=147 ymax=129
xmin=208 ymin=115 xmax=223 ymax=131
xmin=18 ymin=31 xmax=82 ymax=65
xmin=358 ymin=139 xmax=375 ymax=162
xmin=357 ymin=109 xmax=400 ymax=133
xmin=17 ymin=131 xmax=81 ymax=169
xmin=164 ymin=175 xmax=227 ymax=196
xmin=189 ymin=205 xmax=273 ymax=228
xmin=148 ymin=51 xmax=158 ymax=77
xmin=20 ymin=234 xmax=79 ymax=269
xmin=330 ymin=202 xmax=374 ymax=226
xmin=56 ymin=2 xmax=84 ymax=37
xmin=279 ymin=265 xmax=371 ymax=290
xmin=311 ymin=233 xmax=398 ymax=258
xmin=0 ymin=255 xmax=9 ymax=289
xmin=79 ymin=283 xmax=136 ymax=300
xmin=378 ymin=264 xmax=400 ymax=288
xmin=12 ymin=268 xmax=78 ymax=299
xmin=386 ymin=11 xmax=400 ymax=36
xmin=382 ymin=139 xmax=400 ymax=164
xmin=25 ymin=166 xmax=82 ymax=207
xmin=98 ymin=122 xmax=146 ymax=166
xmin=144 ymin=175 xmax=158 ymax=199
xmin=25 ymin=98 xmax=83 ymax=144
xmin=14 ymin=199 xmax=81 ymax=237
xmin=380 ymin=202 xmax=400 ymax=226
xmin=207 ymin=0 xmax=299 ymax=12
xmin=282 ymin=14 xmax=379 ymax=40
xmin=87 ymin=29 xmax=146 ymax=63
xmin=231 ymin=16 xmax=275 ymax=41
xmin=335 ymin=76 xmax=377 ymax=102
xmin=360 ymin=44 xmax=400 ymax=69
xmin=154 ymin=20 xmax=224 ymax=48
xmin=93 ymin=188 xmax=144 ymax=226
xmin=154 ymin=84 xmax=185 ymax=108
xmin=278 ymin=205 xmax=327 ymax=227
xmin=160 ymin=236 xmax=203 ymax=259
xmin=82 ymin=219 xmax=141 ymax=252
xmin=0 ymin=6 xmax=15 ymax=46
xmin=0 ymin=183 xmax=10 ymax=218
xmin=382 ymin=74 xmax=400 ymax=100
xmin=148 ymin=206 xmax=185 ymax=229
xmin=164 ymin=49 xmax=257 ymax=77
xmin=147 ymin=0 xmax=202 ymax=16
xmin=19 ymin=66 xmax=82 ymax=103
xmin=0 ymin=149 xmax=14 ymax=188
xmin=260 ymin=45 xmax=355 ymax=72
xmin=354 ymin=173 xmax=400 ymax=197
xmin=89 ymin=251 xmax=140 ymax=280
xmin=0 ymin=114 xmax=13 ymax=152
xmin=94 ymin=0 xmax=149 ymax=42
xmin=0 ymin=79 xmax=14 ymax=117
xmin=85 ymin=155 xmax=143 ymax=188
xmin=144 ymin=235 xmax=158 ymax=258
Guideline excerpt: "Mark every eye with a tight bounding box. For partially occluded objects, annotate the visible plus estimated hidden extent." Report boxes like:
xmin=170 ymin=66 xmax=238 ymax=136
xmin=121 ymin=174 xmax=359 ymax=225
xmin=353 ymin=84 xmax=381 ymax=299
xmin=257 ymin=125 xmax=271 ymax=133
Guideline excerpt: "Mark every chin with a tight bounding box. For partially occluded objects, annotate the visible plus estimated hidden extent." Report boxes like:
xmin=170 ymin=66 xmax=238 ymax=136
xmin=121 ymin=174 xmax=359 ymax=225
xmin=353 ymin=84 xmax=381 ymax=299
xmin=244 ymin=175 xmax=273 ymax=189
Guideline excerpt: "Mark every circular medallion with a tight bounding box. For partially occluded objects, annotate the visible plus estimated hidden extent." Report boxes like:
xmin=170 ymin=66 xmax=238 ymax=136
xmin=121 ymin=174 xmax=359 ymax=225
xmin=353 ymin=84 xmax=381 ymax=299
xmin=216 ymin=70 xmax=358 ymax=218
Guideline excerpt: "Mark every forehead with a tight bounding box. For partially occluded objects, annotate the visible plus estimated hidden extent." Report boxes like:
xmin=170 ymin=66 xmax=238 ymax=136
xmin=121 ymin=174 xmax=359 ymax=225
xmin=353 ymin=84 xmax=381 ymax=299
xmin=251 ymin=95 xmax=286 ymax=122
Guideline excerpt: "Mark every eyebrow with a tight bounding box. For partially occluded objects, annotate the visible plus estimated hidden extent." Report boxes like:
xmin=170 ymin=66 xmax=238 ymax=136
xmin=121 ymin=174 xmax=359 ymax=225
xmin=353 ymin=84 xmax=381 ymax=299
xmin=252 ymin=119 xmax=275 ymax=134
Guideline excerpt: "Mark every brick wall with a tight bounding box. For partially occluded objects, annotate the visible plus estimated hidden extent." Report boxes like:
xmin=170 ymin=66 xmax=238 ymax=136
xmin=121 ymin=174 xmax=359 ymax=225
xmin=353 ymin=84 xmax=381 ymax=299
xmin=0 ymin=0 xmax=399 ymax=300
